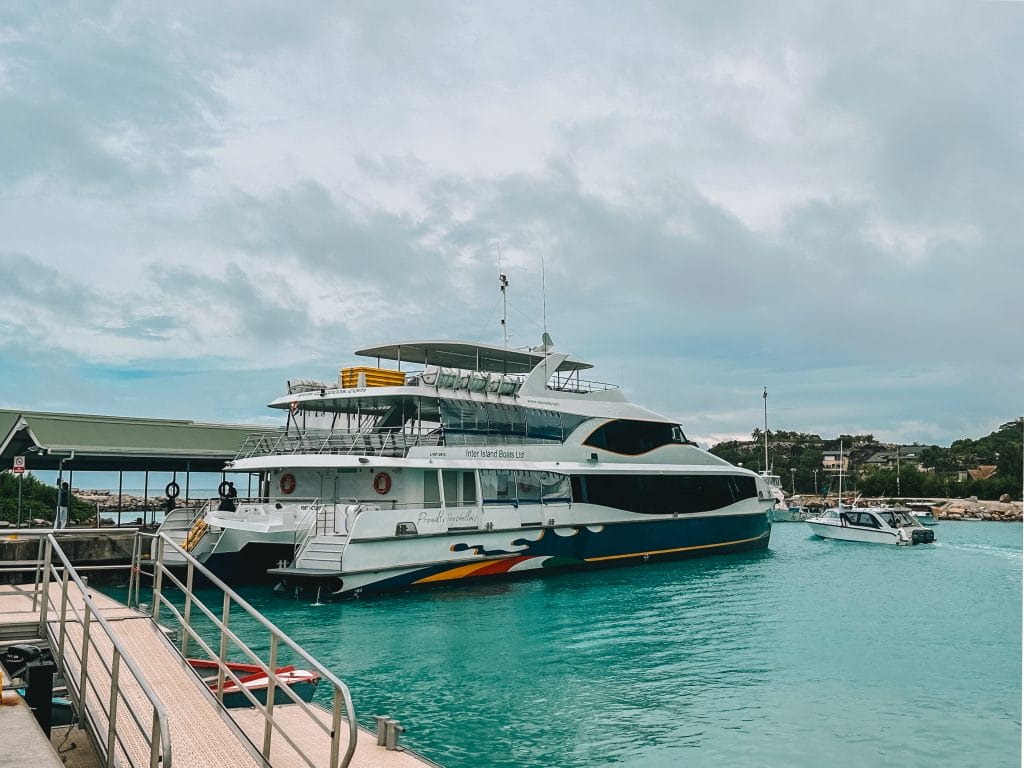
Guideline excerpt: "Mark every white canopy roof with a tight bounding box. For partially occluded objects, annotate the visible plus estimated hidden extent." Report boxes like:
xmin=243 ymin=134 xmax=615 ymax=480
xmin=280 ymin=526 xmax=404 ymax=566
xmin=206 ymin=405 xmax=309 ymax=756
xmin=354 ymin=340 xmax=593 ymax=374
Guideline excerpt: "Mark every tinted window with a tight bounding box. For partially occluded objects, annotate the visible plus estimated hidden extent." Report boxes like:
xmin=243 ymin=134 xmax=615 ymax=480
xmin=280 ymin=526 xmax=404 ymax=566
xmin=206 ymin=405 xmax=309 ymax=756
xmin=481 ymin=469 xmax=571 ymax=504
xmin=583 ymin=420 xmax=687 ymax=455
xmin=440 ymin=401 xmax=588 ymax=442
xmin=569 ymin=473 xmax=756 ymax=514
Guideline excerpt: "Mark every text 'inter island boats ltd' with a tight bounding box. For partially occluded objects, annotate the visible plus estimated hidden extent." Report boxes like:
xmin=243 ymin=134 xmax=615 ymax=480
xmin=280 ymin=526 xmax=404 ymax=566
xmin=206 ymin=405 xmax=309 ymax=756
xmin=158 ymin=339 xmax=775 ymax=597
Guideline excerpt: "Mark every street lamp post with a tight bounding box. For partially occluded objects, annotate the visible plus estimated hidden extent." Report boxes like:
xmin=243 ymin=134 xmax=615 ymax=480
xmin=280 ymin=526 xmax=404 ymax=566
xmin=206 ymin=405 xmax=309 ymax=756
xmin=814 ymin=468 xmax=819 ymax=495
xmin=790 ymin=468 xmax=796 ymax=496
xmin=896 ymin=446 xmax=901 ymax=498
xmin=21 ymin=445 xmax=45 ymax=527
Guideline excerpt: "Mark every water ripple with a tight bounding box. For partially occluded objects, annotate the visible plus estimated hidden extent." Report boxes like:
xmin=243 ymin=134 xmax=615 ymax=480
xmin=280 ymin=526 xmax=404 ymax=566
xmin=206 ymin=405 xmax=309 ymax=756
xmin=236 ymin=521 xmax=1020 ymax=768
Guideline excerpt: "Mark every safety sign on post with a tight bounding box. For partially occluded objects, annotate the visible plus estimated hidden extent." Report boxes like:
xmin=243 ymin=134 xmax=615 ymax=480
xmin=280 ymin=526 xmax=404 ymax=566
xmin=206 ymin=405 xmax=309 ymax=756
xmin=13 ymin=456 xmax=25 ymax=474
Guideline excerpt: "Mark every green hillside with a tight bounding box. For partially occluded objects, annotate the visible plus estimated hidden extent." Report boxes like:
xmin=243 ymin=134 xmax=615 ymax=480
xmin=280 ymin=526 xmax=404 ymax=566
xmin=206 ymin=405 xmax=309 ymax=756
xmin=710 ymin=420 xmax=1022 ymax=500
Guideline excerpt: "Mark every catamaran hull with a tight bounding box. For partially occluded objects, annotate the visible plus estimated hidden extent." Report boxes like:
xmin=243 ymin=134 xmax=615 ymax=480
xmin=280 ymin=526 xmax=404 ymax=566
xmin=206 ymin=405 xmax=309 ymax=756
xmin=163 ymin=527 xmax=297 ymax=583
xmin=204 ymin=542 xmax=296 ymax=582
xmin=274 ymin=511 xmax=771 ymax=598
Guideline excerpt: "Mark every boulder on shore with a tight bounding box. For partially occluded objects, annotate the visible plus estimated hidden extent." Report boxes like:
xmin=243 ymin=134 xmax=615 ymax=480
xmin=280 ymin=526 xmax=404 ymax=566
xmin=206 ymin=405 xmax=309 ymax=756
xmin=934 ymin=498 xmax=1022 ymax=522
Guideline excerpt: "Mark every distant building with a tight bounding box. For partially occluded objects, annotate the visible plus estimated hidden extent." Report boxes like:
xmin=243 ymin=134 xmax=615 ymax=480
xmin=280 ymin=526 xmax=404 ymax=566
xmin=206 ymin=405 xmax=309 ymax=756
xmin=863 ymin=445 xmax=933 ymax=469
xmin=965 ymin=465 xmax=998 ymax=480
xmin=822 ymin=449 xmax=849 ymax=472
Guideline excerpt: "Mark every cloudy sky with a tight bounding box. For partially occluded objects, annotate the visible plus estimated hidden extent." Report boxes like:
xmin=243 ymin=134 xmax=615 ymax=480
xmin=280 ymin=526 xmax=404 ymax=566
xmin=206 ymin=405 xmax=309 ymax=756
xmin=0 ymin=1 xmax=1021 ymax=449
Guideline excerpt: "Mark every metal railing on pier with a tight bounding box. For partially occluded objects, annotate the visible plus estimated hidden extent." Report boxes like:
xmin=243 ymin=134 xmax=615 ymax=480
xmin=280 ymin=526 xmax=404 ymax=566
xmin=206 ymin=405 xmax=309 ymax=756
xmin=3 ymin=527 xmax=362 ymax=768
xmin=38 ymin=532 xmax=173 ymax=768
xmin=142 ymin=532 xmax=359 ymax=768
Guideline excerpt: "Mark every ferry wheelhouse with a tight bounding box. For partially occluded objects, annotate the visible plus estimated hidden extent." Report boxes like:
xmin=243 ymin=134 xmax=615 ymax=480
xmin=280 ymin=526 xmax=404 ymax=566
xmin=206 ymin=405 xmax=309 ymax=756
xmin=160 ymin=340 xmax=774 ymax=596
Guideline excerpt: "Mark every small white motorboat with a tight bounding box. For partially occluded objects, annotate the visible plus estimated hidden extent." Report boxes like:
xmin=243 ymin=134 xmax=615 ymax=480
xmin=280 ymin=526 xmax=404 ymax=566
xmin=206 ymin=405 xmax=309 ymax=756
xmin=772 ymin=505 xmax=811 ymax=522
xmin=904 ymin=501 xmax=938 ymax=526
xmin=805 ymin=505 xmax=935 ymax=545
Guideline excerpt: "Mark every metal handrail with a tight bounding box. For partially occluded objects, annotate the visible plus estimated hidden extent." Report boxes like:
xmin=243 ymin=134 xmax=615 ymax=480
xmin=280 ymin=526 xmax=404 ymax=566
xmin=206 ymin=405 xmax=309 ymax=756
xmin=38 ymin=534 xmax=173 ymax=768
xmin=292 ymin=498 xmax=327 ymax=562
xmin=142 ymin=531 xmax=358 ymax=768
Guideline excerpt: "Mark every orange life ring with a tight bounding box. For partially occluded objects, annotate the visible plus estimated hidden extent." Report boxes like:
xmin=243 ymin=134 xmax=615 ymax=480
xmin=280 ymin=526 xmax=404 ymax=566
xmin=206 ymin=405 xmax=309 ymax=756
xmin=373 ymin=472 xmax=392 ymax=495
xmin=280 ymin=473 xmax=296 ymax=495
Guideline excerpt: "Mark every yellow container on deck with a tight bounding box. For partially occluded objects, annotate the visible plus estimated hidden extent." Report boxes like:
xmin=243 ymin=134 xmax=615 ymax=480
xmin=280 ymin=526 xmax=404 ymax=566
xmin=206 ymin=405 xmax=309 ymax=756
xmin=340 ymin=366 xmax=406 ymax=388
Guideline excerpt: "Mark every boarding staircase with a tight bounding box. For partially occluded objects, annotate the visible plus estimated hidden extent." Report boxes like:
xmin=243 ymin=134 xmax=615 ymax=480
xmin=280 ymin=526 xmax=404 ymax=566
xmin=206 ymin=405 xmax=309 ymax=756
xmin=293 ymin=536 xmax=347 ymax=572
xmin=159 ymin=502 xmax=225 ymax=561
xmin=290 ymin=501 xmax=352 ymax=574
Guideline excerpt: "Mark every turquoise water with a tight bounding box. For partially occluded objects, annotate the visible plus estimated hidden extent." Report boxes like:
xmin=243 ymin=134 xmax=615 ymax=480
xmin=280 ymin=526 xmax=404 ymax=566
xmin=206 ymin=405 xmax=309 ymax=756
xmin=195 ymin=522 xmax=1022 ymax=767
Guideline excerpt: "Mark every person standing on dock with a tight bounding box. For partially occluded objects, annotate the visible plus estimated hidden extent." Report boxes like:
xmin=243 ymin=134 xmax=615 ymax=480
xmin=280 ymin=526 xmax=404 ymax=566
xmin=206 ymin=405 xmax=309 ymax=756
xmin=56 ymin=481 xmax=70 ymax=529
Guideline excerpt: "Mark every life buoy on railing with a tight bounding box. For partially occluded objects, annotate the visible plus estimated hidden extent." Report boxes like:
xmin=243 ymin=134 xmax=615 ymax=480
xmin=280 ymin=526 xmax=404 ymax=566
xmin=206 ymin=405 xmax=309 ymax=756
xmin=373 ymin=472 xmax=392 ymax=495
xmin=165 ymin=481 xmax=180 ymax=499
xmin=280 ymin=473 xmax=296 ymax=495
xmin=217 ymin=480 xmax=231 ymax=497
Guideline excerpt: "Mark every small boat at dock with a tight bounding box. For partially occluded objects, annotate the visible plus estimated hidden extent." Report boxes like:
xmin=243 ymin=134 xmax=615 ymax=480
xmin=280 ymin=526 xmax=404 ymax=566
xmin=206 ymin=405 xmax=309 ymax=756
xmin=187 ymin=659 xmax=320 ymax=708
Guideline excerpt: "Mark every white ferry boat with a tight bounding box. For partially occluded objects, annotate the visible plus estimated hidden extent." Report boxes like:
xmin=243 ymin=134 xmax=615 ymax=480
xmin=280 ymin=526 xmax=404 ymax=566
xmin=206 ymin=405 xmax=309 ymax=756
xmin=160 ymin=340 xmax=774 ymax=596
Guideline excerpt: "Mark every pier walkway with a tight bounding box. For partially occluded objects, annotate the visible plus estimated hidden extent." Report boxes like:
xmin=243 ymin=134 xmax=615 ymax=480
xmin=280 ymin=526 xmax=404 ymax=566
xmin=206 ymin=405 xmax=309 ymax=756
xmin=0 ymin=531 xmax=438 ymax=768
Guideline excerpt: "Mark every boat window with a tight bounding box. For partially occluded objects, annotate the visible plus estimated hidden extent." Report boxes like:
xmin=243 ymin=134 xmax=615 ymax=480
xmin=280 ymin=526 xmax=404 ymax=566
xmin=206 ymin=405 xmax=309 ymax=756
xmin=526 ymin=410 xmax=565 ymax=441
xmin=540 ymin=472 xmax=571 ymax=502
xmin=439 ymin=470 xmax=477 ymax=505
xmin=848 ymin=512 xmax=878 ymax=528
xmin=442 ymin=470 xmax=460 ymax=505
xmin=583 ymin=420 xmax=687 ymax=456
xmin=481 ymin=469 xmax=515 ymax=504
xmin=486 ymin=404 xmax=527 ymax=436
xmin=516 ymin=472 xmax=542 ymax=504
xmin=439 ymin=400 xmax=588 ymax=443
xmin=570 ymin=473 xmax=756 ymax=514
xmin=423 ymin=471 xmax=440 ymax=505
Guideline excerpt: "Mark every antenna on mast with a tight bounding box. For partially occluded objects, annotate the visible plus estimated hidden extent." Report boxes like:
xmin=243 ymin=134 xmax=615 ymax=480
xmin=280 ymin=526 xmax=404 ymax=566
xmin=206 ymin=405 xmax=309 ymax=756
xmin=541 ymin=252 xmax=547 ymax=343
xmin=498 ymin=242 xmax=509 ymax=347
xmin=763 ymin=386 xmax=769 ymax=472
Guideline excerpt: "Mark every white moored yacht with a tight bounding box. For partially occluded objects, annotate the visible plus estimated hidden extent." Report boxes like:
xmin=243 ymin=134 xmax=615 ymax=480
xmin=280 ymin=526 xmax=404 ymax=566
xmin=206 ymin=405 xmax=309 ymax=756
xmin=160 ymin=339 xmax=775 ymax=596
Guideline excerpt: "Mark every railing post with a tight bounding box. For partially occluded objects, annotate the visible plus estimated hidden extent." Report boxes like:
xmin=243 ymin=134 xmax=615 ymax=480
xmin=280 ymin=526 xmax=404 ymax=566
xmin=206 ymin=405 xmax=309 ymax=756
xmin=58 ymin=565 xmax=70 ymax=662
xmin=331 ymin=687 xmax=343 ymax=768
xmin=152 ymin=536 xmax=164 ymax=622
xmin=216 ymin=593 xmax=231 ymax=703
xmin=134 ymin=534 xmax=144 ymax=610
xmin=150 ymin=710 xmax=163 ymax=768
xmin=38 ymin=536 xmax=53 ymax=634
xmin=77 ymin=604 xmax=91 ymax=729
xmin=31 ymin=535 xmax=45 ymax=610
xmin=262 ymin=633 xmax=279 ymax=760
xmin=181 ymin=561 xmax=194 ymax=658
xmin=106 ymin=650 xmax=120 ymax=767
xmin=127 ymin=534 xmax=138 ymax=609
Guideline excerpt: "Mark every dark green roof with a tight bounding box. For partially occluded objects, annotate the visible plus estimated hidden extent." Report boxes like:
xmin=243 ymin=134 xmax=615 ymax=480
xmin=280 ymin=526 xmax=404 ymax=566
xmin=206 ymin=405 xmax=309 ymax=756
xmin=0 ymin=409 xmax=283 ymax=472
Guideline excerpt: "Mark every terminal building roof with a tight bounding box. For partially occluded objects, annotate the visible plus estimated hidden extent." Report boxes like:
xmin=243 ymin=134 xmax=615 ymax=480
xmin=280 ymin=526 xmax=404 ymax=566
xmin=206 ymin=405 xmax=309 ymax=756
xmin=0 ymin=409 xmax=281 ymax=473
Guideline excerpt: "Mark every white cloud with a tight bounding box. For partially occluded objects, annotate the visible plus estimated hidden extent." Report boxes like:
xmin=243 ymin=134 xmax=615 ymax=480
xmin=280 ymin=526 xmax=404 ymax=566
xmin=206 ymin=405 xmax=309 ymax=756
xmin=0 ymin=0 xmax=1020 ymax=444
